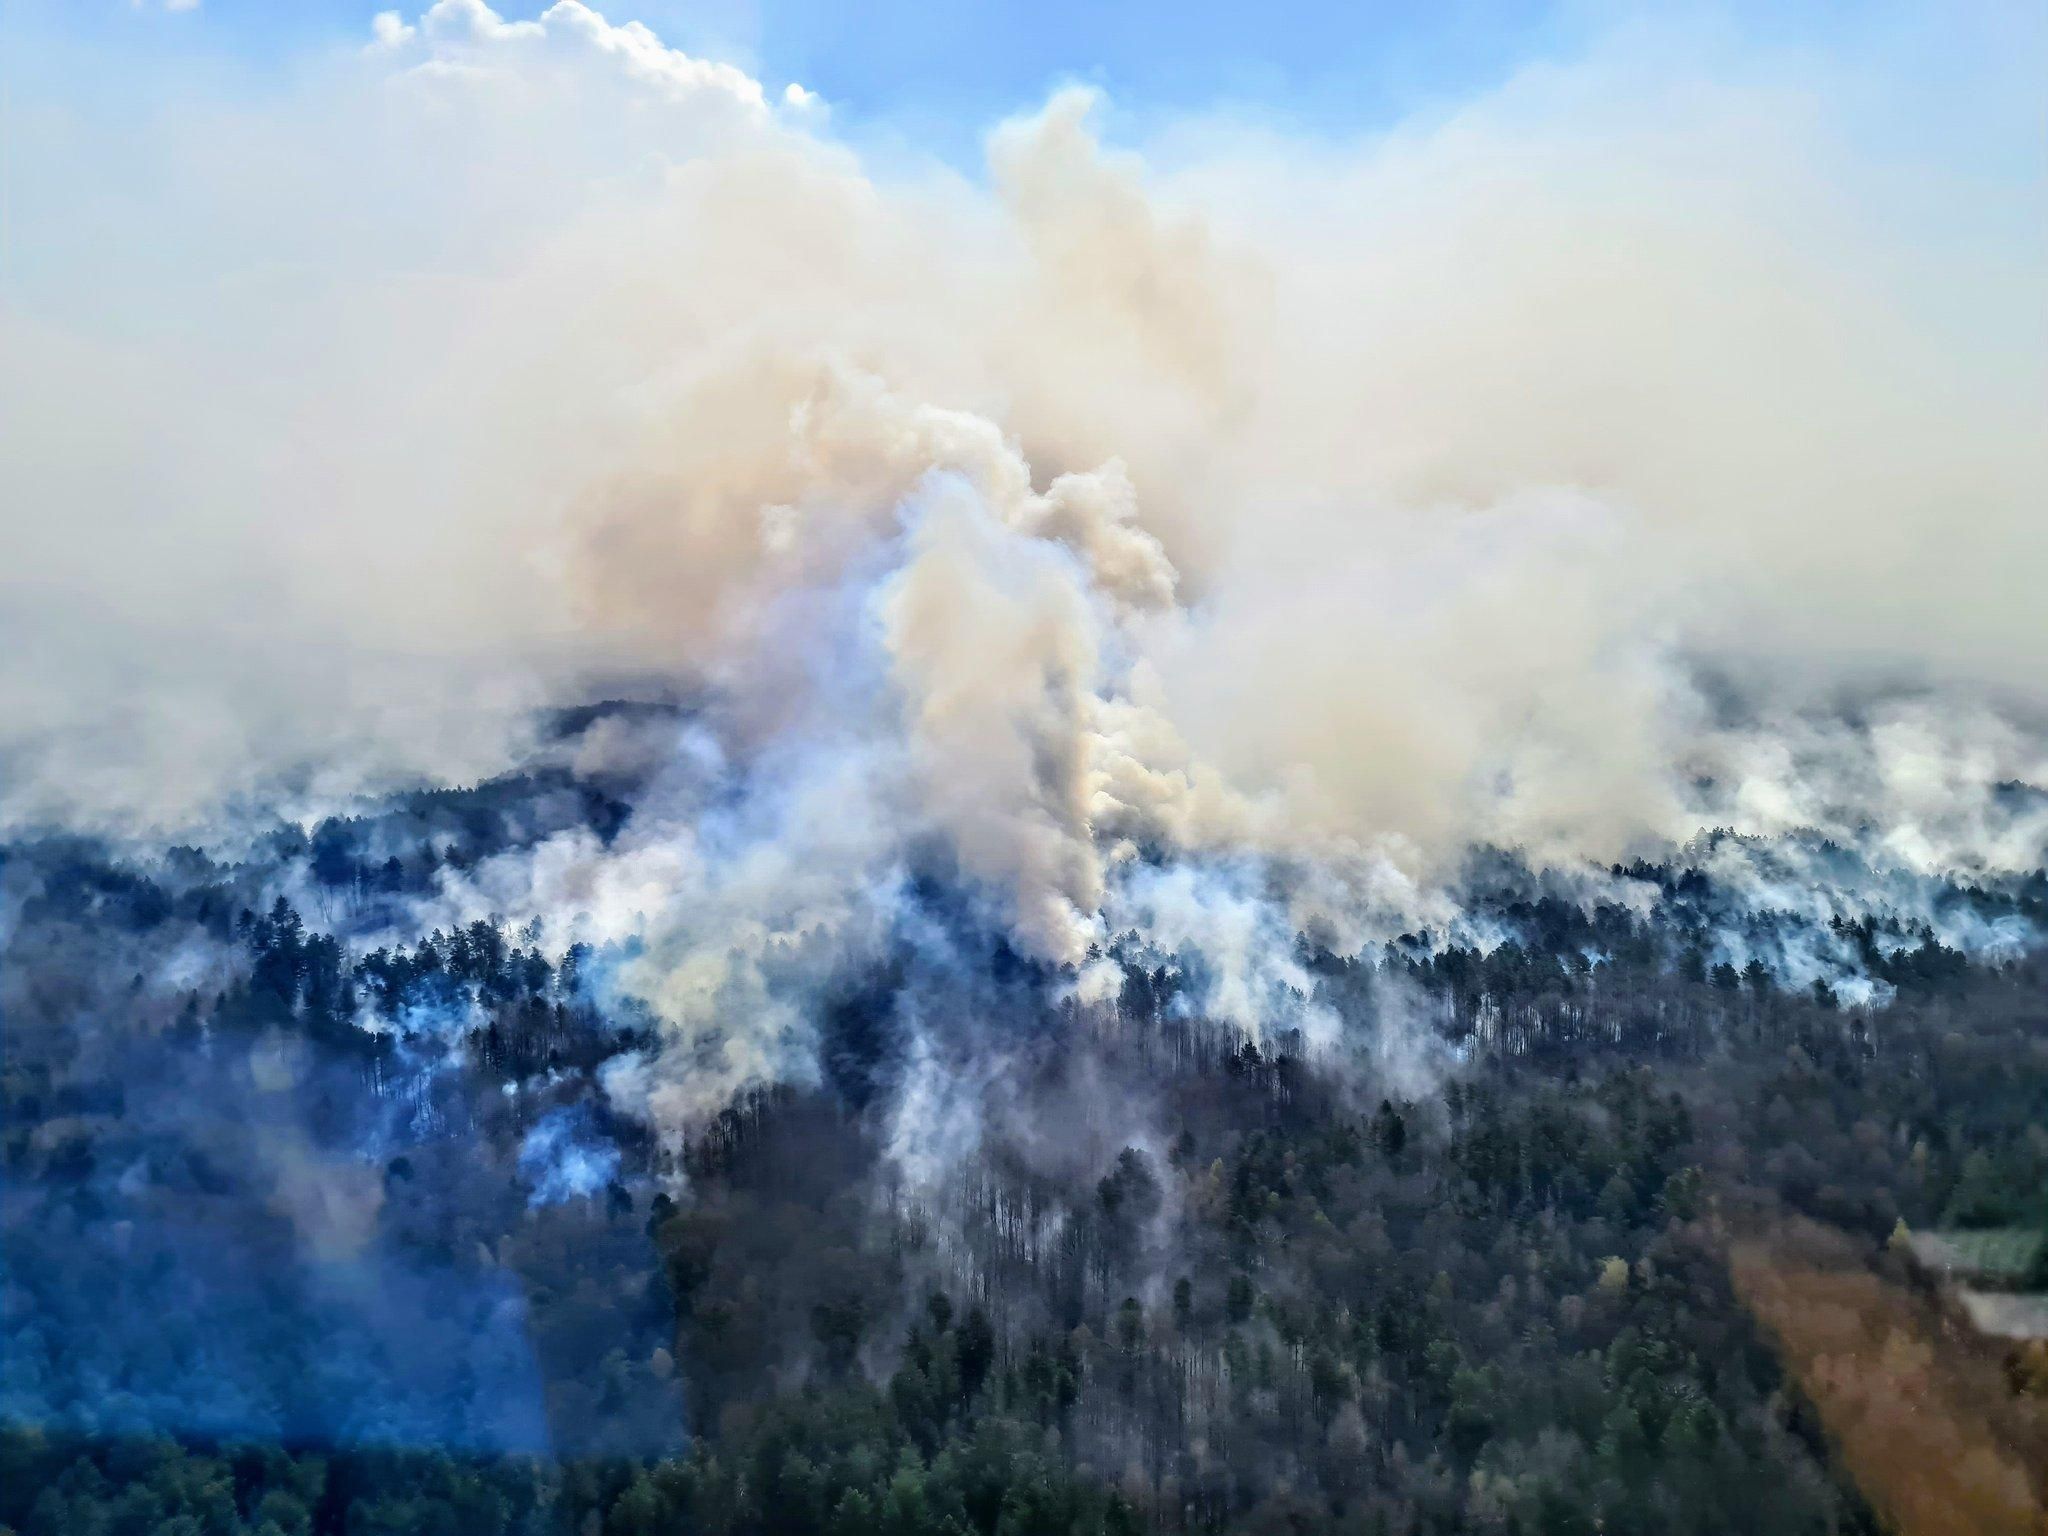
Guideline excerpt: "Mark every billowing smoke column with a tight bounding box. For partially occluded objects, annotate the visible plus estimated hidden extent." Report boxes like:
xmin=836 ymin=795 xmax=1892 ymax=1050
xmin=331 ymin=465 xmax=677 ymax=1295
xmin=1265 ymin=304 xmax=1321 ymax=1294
xmin=402 ymin=355 xmax=2043 ymax=1154
xmin=2 ymin=1 xmax=2045 ymax=1167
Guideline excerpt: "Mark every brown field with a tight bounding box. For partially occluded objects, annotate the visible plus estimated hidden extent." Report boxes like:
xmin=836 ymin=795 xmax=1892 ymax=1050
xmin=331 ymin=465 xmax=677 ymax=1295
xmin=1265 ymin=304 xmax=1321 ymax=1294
xmin=1715 ymin=1201 xmax=2048 ymax=1536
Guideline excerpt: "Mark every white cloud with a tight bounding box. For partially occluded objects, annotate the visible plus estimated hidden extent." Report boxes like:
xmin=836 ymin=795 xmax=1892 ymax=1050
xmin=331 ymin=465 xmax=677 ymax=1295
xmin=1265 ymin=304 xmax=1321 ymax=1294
xmin=369 ymin=11 xmax=416 ymax=49
xmin=376 ymin=1 xmax=772 ymax=120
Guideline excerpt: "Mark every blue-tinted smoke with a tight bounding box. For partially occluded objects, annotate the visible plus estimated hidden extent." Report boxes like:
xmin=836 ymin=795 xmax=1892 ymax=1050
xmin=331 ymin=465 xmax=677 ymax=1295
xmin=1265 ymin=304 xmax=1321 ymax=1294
xmin=519 ymin=1105 xmax=621 ymax=1207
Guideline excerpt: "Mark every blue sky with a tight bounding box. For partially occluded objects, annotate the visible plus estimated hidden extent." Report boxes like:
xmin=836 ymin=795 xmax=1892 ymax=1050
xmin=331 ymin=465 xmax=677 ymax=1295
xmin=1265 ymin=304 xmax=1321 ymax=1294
xmin=8 ymin=2 xmax=2028 ymax=170
xmin=601 ymin=0 xmax=1578 ymax=149
xmin=0 ymin=1 xmax=1654 ymax=162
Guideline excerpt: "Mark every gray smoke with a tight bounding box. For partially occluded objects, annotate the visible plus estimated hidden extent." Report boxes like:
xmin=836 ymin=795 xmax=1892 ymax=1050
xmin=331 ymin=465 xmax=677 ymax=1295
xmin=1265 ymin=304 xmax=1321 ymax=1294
xmin=2 ymin=1 xmax=2043 ymax=1172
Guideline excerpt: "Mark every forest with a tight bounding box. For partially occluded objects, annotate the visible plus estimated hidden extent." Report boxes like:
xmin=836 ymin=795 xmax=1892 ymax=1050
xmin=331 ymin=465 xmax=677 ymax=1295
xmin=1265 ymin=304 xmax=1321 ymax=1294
xmin=3 ymin=734 xmax=2045 ymax=1535
xmin=10 ymin=0 xmax=2048 ymax=1527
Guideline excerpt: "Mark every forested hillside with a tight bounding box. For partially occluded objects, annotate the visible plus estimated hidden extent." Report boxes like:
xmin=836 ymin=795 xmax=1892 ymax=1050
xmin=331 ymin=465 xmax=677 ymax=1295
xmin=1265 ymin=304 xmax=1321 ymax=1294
xmin=5 ymin=748 xmax=2043 ymax=1533
xmin=11 ymin=0 xmax=2047 ymax=1529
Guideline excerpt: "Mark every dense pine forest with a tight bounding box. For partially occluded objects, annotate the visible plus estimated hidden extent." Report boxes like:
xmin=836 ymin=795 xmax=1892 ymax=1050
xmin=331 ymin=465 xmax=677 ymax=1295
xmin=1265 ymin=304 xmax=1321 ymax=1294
xmin=5 ymin=725 xmax=2044 ymax=1535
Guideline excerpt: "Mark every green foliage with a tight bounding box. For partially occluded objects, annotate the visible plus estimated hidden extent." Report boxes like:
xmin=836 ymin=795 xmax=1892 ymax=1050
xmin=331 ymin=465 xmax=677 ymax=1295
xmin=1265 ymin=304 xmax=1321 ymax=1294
xmin=7 ymin=823 xmax=2042 ymax=1536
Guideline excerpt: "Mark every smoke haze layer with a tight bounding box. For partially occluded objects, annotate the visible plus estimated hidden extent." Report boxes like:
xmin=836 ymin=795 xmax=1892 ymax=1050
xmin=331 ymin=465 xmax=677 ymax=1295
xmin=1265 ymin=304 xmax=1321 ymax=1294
xmin=3 ymin=2 xmax=2044 ymax=1156
xmin=6 ymin=0 xmax=2043 ymax=843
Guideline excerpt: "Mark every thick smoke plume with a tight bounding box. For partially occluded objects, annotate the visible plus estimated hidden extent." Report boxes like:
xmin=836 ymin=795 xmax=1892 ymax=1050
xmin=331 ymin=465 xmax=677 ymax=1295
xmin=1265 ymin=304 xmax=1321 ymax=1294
xmin=3 ymin=0 xmax=2044 ymax=1165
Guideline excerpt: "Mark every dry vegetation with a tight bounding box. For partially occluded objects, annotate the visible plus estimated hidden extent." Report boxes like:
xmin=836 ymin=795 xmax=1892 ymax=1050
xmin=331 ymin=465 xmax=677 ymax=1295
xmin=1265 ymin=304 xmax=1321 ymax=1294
xmin=1720 ymin=1202 xmax=2048 ymax=1536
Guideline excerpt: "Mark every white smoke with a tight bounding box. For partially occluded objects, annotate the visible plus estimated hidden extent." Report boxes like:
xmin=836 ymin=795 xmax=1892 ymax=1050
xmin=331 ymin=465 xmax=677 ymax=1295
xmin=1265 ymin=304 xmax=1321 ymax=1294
xmin=4 ymin=2 xmax=2044 ymax=1150
xmin=518 ymin=1105 xmax=622 ymax=1207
